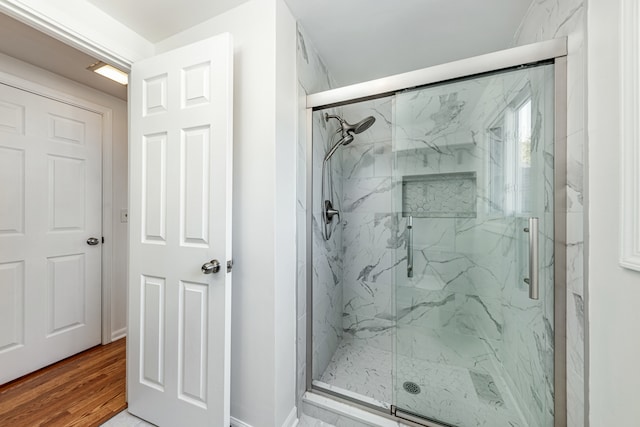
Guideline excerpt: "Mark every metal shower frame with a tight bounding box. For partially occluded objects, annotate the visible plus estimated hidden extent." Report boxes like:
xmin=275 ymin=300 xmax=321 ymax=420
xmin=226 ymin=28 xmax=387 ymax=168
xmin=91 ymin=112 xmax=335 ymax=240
xmin=305 ymin=37 xmax=568 ymax=427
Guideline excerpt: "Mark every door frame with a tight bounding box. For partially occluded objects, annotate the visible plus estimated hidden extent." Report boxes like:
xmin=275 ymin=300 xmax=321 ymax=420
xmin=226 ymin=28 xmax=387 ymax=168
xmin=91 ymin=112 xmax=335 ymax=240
xmin=0 ymin=1 xmax=135 ymax=346
xmin=0 ymin=1 xmax=133 ymax=72
xmin=0 ymin=70 xmax=115 ymax=345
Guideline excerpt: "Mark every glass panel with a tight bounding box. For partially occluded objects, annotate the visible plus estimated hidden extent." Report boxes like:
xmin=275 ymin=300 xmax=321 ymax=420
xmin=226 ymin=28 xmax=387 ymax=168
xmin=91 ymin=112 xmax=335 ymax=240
xmin=309 ymin=63 xmax=555 ymax=427
xmin=310 ymin=97 xmax=396 ymax=410
xmin=392 ymin=64 xmax=555 ymax=426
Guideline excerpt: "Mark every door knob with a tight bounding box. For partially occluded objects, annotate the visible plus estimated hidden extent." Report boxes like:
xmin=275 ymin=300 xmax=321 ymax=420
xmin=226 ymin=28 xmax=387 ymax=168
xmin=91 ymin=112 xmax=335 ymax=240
xmin=201 ymin=259 xmax=221 ymax=274
xmin=87 ymin=237 xmax=100 ymax=246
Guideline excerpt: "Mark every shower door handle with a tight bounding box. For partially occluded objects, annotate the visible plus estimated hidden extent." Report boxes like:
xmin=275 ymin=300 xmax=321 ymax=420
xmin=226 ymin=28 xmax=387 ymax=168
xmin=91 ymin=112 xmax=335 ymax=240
xmin=407 ymin=216 xmax=413 ymax=278
xmin=524 ymin=217 xmax=539 ymax=300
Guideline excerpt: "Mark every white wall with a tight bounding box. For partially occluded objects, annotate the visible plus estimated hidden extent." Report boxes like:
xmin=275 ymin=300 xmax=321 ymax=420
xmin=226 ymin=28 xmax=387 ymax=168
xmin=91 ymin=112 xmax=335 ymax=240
xmin=587 ymin=0 xmax=640 ymax=425
xmin=0 ymin=51 xmax=129 ymax=342
xmin=156 ymin=1 xmax=298 ymax=425
xmin=274 ymin=0 xmax=298 ymax=425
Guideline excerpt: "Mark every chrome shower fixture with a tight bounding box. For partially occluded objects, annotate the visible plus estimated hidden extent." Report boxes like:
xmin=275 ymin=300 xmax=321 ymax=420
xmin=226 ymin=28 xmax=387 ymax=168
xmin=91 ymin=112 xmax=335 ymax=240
xmin=325 ymin=113 xmax=376 ymax=136
xmin=323 ymin=113 xmax=376 ymax=162
xmin=323 ymin=133 xmax=354 ymax=163
xmin=321 ymin=113 xmax=376 ymax=240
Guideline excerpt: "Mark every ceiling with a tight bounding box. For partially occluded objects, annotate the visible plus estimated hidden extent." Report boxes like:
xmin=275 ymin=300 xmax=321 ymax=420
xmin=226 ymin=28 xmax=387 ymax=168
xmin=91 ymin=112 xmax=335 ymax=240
xmin=81 ymin=0 xmax=534 ymax=86
xmin=285 ymin=0 xmax=534 ymax=86
xmin=0 ymin=0 xmax=534 ymax=101
xmin=0 ymin=13 xmax=127 ymax=100
xmin=85 ymin=0 xmax=250 ymax=43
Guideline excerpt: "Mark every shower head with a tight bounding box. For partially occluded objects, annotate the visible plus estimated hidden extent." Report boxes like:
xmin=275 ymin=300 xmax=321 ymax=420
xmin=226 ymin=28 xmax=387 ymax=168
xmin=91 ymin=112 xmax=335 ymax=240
xmin=323 ymin=113 xmax=376 ymax=163
xmin=346 ymin=115 xmax=376 ymax=134
xmin=325 ymin=113 xmax=376 ymax=136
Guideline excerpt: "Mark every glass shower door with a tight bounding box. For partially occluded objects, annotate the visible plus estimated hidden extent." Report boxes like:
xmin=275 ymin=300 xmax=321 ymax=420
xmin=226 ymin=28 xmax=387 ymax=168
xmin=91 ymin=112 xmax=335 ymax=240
xmin=392 ymin=64 xmax=555 ymax=427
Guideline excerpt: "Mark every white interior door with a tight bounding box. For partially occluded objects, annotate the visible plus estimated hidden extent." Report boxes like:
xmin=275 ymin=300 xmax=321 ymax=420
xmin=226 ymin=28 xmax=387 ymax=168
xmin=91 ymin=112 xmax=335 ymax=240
xmin=0 ymin=82 xmax=102 ymax=385
xmin=128 ymin=34 xmax=233 ymax=427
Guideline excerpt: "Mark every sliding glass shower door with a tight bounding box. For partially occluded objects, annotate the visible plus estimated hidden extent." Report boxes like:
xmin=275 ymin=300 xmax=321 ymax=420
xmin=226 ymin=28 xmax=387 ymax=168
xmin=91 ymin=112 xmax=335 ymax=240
xmin=308 ymin=58 xmax=559 ymax=427
xmin=391 ymin=64 xmax=556 ymax=426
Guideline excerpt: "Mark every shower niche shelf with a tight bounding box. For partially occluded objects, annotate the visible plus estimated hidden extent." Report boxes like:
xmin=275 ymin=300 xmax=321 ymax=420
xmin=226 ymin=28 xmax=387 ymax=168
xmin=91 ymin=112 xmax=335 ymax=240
xmin=401 ymin=172 xmax=477 ymax=218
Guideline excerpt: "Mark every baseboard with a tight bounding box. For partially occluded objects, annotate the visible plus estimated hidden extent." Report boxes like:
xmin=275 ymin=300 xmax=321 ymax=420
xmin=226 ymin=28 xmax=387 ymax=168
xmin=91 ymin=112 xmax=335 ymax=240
xmin=283 ymin=407 xmax=299 ymax=427
xmin=230 ymin=407 xmax=298 ymax=427
xmin=230 ymin=417 xmax=252 ymax=427
xmin=111 ymin=327 xmax=127 ymax=342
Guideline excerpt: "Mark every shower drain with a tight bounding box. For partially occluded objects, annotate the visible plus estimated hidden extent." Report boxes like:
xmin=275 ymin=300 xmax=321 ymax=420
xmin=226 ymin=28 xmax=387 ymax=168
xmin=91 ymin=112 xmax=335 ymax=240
xmin=402 ymin=381 xmax=421 ymax=395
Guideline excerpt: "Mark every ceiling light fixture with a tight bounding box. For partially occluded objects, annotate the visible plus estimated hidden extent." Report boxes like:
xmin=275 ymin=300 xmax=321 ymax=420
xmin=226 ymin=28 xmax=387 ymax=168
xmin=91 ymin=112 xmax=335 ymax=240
xmin=87 ymin=61 xmax=128 ymax=85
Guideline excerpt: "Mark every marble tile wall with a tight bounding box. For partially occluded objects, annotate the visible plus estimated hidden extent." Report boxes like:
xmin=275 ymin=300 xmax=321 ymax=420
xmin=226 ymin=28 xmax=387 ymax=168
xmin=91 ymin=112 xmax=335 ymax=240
xmin=310 ymin=107 xmax=344 ymax=380
xmin=513 ymin=1 xmax=587 ymax=426
xmin=296 ymin=23 xmax=339 ymax=411
xmin=339 ymin=97 xmax=395 ymax=355
xmin=338 ymin=89 xmax=506 ymax=359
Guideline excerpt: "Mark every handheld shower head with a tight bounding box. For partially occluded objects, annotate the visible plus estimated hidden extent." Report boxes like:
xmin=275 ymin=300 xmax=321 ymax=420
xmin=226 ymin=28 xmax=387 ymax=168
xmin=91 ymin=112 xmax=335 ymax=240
xmin=323 ymin=134 xmax=354 ymax=162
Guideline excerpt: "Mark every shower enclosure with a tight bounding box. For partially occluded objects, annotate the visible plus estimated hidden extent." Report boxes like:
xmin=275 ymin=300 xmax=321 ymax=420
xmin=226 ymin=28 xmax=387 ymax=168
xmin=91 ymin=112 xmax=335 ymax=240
xmin=305 ymin=40 xmax=566 ymax=427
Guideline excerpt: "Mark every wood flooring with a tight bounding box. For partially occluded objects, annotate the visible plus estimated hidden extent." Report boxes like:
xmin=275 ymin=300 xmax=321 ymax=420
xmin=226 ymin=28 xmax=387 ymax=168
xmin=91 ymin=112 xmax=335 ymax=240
xmin=0 ymin=338 xmax=127 ymax=427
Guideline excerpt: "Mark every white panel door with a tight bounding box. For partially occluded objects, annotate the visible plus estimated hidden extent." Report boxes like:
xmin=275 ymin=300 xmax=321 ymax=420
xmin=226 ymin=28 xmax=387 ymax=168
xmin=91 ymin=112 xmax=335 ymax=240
xmin=0 ymin=83 xmax=102 ymax=385
xmin=128 ymin=34 xmax=233 ymax=427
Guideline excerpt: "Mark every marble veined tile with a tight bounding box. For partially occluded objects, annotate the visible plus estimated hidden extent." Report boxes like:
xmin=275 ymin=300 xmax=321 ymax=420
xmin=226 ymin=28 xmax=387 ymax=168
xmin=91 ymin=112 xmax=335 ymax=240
xmin=341 ymin=97 xmax=393 ymax=146
xmin=469 ymin=370 xmax=505 ymax=406
xmin=343 ymin=177 xmax=395 ymax=214
xmin=298 ymin=414 xmax=337 ymax=427
xmin=319 ymin=335 xmax=392 ymax=407
xmin=297 ymin=24 xmax=335 ymax=94
xmin=317 ymin=334 xmax=529 ymax=427
xmin=395 ymin=355 xmax=526 ymax=427
xmin=100 ymin=411 xmax=155 ymax=427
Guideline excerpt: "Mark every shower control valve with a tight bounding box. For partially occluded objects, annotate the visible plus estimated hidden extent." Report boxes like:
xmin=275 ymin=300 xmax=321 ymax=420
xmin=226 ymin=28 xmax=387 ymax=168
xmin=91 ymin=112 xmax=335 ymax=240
xmin=324 ymin=200 xmax=340 ymax=224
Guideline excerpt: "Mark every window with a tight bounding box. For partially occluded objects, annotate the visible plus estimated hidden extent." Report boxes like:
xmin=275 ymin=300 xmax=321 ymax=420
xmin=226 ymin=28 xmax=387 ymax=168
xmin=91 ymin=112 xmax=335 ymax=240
xmin=487 ymin=92 xmax=533 ymax=216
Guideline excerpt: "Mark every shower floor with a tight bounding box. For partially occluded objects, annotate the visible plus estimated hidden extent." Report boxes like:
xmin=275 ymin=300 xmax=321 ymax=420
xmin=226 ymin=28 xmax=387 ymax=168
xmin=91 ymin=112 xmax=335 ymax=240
xmin=316 ymin=334 xmax=529 ymax=426
xmin=317 ymin=336 xmax=393 ymax=409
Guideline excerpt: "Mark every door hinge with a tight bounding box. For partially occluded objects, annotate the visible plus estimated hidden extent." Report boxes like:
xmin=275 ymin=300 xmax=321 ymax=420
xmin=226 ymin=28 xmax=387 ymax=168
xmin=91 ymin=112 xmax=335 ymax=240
xmin=226 ymin=260 xmax=233 ymax=273
xmin=102 ymin=236 xmax=105 ymax=244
